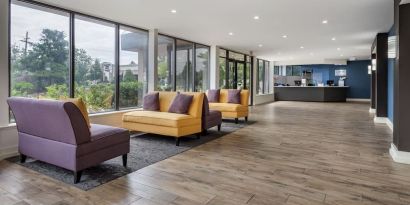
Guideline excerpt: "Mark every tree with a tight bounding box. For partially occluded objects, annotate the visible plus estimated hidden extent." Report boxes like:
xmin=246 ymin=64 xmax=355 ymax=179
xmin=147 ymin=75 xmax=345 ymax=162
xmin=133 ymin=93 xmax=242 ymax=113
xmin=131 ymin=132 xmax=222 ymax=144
xmin=89 ymin=59 xmax=103 ymax=82
xmin=75 ymin=48 xmax=93 ymax=85
xmin=123 ymin=70 xmax=136 ymax=82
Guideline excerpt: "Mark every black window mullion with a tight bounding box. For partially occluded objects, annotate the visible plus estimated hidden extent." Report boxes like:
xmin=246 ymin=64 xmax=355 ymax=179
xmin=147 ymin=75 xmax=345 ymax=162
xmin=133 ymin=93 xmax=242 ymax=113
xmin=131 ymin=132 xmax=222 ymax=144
xmin=192 ymin=44 xmax=196 ymax=91
xmin=115 ymin=24 xmax=120 ymax=110
xmin=173 ymin=38 xmax=177 ymax=91
xmin=69 ymin=12 xmax=75 ymax=98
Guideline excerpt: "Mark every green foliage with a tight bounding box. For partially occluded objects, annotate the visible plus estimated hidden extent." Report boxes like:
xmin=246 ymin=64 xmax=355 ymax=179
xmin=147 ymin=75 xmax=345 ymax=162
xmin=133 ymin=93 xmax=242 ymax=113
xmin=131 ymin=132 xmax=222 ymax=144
xmin=123 ymin=70 xmax=136 ymax=82
xmin=45 ymin=84 xmax=68 ymax=99
xmin=88 ymin=59 xmax=103 ymax=82
xmin=120 ymin=81 xmax=143 ymax=107
xmin=12 ymin=82 xmax=34 ymax=97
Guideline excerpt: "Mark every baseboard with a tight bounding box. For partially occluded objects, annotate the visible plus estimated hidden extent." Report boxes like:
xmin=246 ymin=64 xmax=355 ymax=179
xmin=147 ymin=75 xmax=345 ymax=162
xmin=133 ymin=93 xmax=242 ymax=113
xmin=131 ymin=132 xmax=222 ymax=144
xmin=347 ymin=98 xmax=370 ymax=102
xmin=374 ymin=117 xmax=388 ymax=124
xmin=390 ymin=143 xmax=410 ymax=164
xmin=0 ymin=146 xmax=18 ymax=161
xmin=369 ymin=108 xmax=376 ymax=113
xmin=386 ymin=119 xmax=393 ymax=131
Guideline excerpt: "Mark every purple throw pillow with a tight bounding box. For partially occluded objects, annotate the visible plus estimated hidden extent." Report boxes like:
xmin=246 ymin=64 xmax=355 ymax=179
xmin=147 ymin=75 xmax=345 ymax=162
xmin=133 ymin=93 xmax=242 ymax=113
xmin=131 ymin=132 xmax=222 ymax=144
xmin=227 ymin=89 xmax=241 ymax=104
xmin=168 ymin=93 xmax=193 ymax=114
xmin=143 ymin=92 xmax=160 ymax=111
xmin=207 ymin=89 xmax=220 ymax=103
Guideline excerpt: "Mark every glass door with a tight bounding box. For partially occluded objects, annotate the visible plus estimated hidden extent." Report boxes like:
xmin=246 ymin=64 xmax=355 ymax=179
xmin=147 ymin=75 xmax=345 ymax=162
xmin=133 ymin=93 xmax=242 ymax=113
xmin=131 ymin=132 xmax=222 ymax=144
xmin=227 ymin=60 xmax=246 ymax=89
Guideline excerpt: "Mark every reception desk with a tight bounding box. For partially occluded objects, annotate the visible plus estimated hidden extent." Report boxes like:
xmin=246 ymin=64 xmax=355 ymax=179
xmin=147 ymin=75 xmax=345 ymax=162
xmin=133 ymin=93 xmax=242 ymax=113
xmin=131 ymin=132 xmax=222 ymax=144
xmin=275 ymin=86 xmax=349 ymax=102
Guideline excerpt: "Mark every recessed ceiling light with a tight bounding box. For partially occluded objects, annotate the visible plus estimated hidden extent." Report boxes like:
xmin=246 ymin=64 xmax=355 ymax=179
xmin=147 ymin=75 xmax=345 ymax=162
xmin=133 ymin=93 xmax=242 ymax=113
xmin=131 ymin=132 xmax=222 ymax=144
xmin=253 ymin=16 xmax=260 ymax=20
xmin=337 ymin=48 xmax=341 ymax=51
xmin=228 ymin=32 xmax=234 ymax=36
xmin=322 ymin=19 xmax=328 ymax=24
xmin=171 ymin=9 xmax=177 ymax=13
xmin=331 ymin=37 xmax=336 ymax=41
xmin=258 ymin=44 xmax=263 ymax=47
xmin=310 ymin=52 xmax=314 ymax=56
xmin=340 ymin=54 xmax=344 ymax=57
xmin=300 ymin=46 xmax=305 ymax=49
xmin=282 ymin=35 xmax=288 ymax=38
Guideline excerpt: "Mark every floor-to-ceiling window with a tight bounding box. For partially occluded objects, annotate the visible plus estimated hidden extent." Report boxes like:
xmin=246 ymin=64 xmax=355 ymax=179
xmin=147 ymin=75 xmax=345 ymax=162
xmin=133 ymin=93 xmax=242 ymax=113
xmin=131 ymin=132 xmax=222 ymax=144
xmin=219 ymin=49 xmax=227 ymax=89
xmin=195 ymin=44 xmax=210 ymax=92
xmin=9 ymin=0 xmax=149 ymax=120
xmin=10 ymin=0 xmax=70 ymax=100
xmin=74 ymin=15 xmax=116 ymax=113
xmin=119 ymin=26 xmax=148 ymax=109
xmin=257 ymin=58 xmax=272 ymax=95
xmin=257 ymin=59 xmax=265 ymax=94
xmin=219 ymin=48 xmax=252 ymax=90
xmin=157 ymin=35 xmax=174 ymax=91
xmin=176 ymin=39 xmax=194 ymax=91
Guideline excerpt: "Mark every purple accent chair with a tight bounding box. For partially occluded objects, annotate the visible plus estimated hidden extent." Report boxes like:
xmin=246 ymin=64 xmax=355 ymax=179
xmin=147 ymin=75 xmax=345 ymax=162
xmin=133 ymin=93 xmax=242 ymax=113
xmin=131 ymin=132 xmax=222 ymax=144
xmin=202 ymin=95 xmax=222 ymax=135
xmin=7 ymin=97 xmax=130 ymax=184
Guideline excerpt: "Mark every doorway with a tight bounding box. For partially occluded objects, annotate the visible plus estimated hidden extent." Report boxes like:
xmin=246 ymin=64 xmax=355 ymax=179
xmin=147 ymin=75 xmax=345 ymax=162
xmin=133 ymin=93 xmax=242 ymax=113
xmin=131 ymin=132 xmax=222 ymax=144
xmin=227 ymin=60 xmax=249 ymax=90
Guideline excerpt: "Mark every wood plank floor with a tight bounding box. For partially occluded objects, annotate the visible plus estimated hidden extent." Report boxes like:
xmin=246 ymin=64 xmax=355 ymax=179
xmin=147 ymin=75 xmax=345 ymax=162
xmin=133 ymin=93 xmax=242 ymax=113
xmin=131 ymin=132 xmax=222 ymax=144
xmin=1 ymin=101 xmax=410 ymax=205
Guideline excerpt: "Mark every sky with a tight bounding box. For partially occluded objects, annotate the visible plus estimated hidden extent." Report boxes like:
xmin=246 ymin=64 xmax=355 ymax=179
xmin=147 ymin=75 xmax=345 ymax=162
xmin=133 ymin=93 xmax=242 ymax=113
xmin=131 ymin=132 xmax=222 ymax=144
xmin=11 ymin=1 xmax=141 ymax=66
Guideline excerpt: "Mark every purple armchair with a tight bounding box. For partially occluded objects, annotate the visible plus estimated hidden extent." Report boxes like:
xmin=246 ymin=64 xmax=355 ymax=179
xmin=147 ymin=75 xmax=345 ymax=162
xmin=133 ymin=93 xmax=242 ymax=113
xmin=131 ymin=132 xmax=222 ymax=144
xmin=202 ymin=95 xmax=222 ymax=135
xmin=7 ymin=97 xmax=130 ymax=184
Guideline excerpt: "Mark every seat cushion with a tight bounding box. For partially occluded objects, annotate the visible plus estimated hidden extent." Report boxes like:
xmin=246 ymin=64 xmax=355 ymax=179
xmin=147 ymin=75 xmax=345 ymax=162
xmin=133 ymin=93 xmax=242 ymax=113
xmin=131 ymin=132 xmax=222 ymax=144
xmin=209 ymin=103 xmax=248 ymax=112
xmin=123 ymin=111 xmax=200 ymax=128
xmin=77 ymin=124 xmax=130 ymax=157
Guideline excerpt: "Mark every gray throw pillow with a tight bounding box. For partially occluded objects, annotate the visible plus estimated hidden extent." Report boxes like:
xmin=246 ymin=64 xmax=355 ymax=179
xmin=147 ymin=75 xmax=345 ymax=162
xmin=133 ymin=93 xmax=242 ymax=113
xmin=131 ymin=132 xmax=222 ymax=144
xmin=207 ymin=89 xmax=220 ymax=102
xmin=143 ymin=92 xmax=160 ymax=111
xmin=227 ymin=89 xmax=241 ymax=104
xmin=168 ymin=93 xmax=193 ymax=114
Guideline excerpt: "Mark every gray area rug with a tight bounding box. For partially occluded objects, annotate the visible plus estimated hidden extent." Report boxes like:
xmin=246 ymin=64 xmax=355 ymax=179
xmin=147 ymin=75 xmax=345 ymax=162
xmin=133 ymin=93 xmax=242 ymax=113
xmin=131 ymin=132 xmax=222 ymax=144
xmin=7 ymin=120 xmax=251 ymax=190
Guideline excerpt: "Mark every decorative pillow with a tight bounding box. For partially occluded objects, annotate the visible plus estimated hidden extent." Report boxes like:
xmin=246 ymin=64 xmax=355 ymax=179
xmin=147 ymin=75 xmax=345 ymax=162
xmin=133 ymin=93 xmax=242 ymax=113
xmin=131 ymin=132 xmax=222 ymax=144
xmin=168 ymin=93 xmax=193 ymax=114
xmin=64 ymin=98 xmax=91 ymax=128
xmin=207 ymin=89 xmax=220 ymax=103
xmin=227 ymin=89 xmax=241 ymax=104
xmin=143 ymin=92 xmax=160 ymax=111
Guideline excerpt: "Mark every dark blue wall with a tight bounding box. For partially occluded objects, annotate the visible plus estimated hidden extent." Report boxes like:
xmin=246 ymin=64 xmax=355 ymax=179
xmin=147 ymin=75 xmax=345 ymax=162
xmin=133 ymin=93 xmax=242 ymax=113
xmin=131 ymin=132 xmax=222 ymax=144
xmin=298 ymin=60 xmax=371 ymax=99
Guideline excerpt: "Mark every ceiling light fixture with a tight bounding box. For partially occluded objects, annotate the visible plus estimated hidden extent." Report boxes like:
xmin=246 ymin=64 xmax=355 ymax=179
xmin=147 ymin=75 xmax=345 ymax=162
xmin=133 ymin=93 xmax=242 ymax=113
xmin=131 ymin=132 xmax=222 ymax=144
xmin=228 ymin=32 xmax=234 ymax=36
xmin=282 ymin=35 xmax=288 ymax=38
xmin=258 ymin=44 xmax=263 ymax=47
xmin=337 ymin=48 xmax=341 ymax=51
xmin=340 ymin=54 xmax=344 ymax=57
xmin=322 ymin=19 xmax=328 ymax=24
xmin=171 ymin=9 xmax=177 ymax=13
xmin=300 ymin=46 xmax=304 ymax=49
xmin=332 ymin=37 xmax=336 ymax=41
xmin=253 ymin=16 xmax=260 ymax=20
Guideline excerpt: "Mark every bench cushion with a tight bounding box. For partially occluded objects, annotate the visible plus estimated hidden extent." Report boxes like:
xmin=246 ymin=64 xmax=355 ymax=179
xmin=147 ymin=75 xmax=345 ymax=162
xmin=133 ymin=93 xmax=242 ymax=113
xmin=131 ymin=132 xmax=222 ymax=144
xmin=123 ymin=111 xmax=200 ymax=128
xmin=209 ymin=103 xmax=248 ymax=112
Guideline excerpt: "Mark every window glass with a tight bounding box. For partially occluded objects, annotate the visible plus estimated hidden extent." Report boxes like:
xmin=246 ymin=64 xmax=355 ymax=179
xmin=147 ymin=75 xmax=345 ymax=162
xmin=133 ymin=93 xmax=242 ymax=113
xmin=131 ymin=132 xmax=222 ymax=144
xmin=229 ymin=52 xmax=245 ymax=61
xmin=258 ymin=59 xmax=264 ymax=94
xmin=175 ymin=39 xmax=194 ymax=91
xmin=264 ymin=61 xmax=270 ymax=93
xmin=10 ymin=1 xmax=70 ymax=100
xmin=219 ymin=49 xmax=226 ymax=58
xmin=157 ymin=35 xmax=174 ymax=91
xmin=195 ymin=45 xmax=209 ymax=92
xmin=219 ymin=57 xmax=227 ymax=89
xmin=74 ymin=15 xmax=116 ymax=113
xmin=119 ymin=26 xmax=148 ymax=109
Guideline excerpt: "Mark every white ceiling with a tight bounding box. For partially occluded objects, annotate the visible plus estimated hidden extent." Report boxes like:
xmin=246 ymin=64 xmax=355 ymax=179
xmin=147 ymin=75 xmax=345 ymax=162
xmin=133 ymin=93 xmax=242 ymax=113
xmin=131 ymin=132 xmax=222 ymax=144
xmin=38 ymin=0 xmax=394 ymax=64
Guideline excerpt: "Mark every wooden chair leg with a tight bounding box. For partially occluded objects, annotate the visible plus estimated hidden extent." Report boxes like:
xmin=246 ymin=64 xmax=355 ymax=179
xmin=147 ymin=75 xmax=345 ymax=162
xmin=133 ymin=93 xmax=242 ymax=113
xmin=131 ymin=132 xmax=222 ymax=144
xmin=74 ymin=171 xmax=82 ymax=184
xmin=218 ymin=124 xmax=221 ymax=131
xmin=235 ymin=118 xmax=239 ymax=124
xmin=122 ymin=154 xmax=128 ymax=167
xmin=202 ymin=129 xmax=208 ymax=135
xmin=175 ymin=138 xmax=180 ymax=146
xmin=20 ymin=154 xmax=27 ymax=163
xmin=196 ymin=133 xmax=201 ymax=139
xmin=245 ymin=116 xmax=248 ymax=122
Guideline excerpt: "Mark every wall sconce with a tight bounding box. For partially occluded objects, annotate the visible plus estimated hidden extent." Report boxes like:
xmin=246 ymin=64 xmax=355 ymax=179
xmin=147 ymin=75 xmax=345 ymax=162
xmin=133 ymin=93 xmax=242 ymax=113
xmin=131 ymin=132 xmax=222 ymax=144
xmin=372 ymin=59 xmax=377 ymax=71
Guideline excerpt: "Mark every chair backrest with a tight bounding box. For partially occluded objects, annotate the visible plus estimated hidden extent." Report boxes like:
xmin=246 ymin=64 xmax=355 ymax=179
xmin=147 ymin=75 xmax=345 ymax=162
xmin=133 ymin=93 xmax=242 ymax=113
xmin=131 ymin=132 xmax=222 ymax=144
xmin=219 ymin=89 xmax=249 ymax=106
xmin=158 ymin=92 xmax=204 ymax=118
xmin=7 ymin=97 xmax=91 ymax=145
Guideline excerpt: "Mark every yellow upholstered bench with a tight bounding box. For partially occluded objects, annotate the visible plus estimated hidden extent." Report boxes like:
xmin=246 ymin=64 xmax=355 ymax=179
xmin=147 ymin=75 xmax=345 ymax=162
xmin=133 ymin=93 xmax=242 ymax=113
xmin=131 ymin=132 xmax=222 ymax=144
xmin=208 ymin=89 xmax=249 ymax=123
xmin=122 ymin=92 xmax=204 ymax=146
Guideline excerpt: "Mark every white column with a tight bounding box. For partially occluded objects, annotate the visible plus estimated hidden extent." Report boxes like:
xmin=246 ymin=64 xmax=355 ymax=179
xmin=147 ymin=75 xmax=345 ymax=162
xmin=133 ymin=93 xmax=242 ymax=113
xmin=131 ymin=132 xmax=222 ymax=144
xmin=0 ymin=0 xmax=9 ymax=126
xmin=209 ymin=45 xmax=219 ymax=89
xmin=148 ymin=29 xmax=158 ymax=92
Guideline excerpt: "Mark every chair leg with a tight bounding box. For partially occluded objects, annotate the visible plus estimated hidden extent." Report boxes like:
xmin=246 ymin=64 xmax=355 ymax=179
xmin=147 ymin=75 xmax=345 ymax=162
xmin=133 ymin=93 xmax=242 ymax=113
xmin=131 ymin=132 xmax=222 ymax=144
xmin=196 ymin=133 xmax=201 ymax=139
xmin=175 ymin=138 xmax=180 ymax=146
xmin=74 ymin=171 xmax=82 ymax=184
xmin=217 ymin=124 xmax=221 ymax=131
xmin=122 ymin=154 xmax=128 ymax=168
xmin=202 ymin=129 xmax=208 ymax=136
xmin=20 ymin=154 xmax=27 ymax=163
xmin=245 ymin=116 xmax=248 ymax=122
xmin=235 ymin=118 xmax=239 ymax=124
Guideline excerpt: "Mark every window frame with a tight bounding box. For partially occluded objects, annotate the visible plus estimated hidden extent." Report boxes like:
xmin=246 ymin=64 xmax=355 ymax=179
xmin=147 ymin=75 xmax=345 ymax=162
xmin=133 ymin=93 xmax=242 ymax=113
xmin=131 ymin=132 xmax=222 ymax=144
xmin=8 ymin=0 xmax=149 ymax=118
